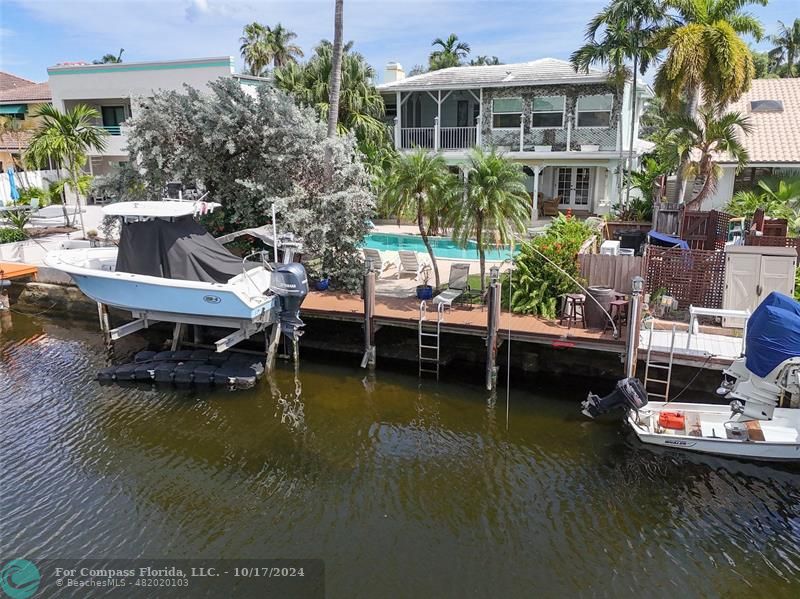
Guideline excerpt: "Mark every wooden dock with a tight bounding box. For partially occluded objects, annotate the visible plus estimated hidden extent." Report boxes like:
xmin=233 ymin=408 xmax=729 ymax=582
xmin=301 ymin=291 xmax=625 ymax=354
xmin=0 ymin=262 xmax=38 ymax=281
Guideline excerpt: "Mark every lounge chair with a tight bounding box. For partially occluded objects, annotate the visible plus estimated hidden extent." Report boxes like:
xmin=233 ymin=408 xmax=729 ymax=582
xmin=396 ymin=250 xmax=430 ymax=280
xmin=433 ymin=262 xmax=471 ymax=309
xmin=362 ymin=248 xmax=395 ymax=278
xmin=28 ymin=204 xmax=85 ymax=227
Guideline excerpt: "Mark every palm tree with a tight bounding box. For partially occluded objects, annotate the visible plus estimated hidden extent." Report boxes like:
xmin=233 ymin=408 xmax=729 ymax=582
xmin=769 ymin=19 xmax=800 ymax=78
xmin=381 ymin=149 xmax=455 ymax=288
xmin=240 ymin=22 xmax=272 ymax=76
xmin=664 ymin=105 xmax=752 ymax=207
xmin=275 ymin=41 xmax=386 ymax=144
xmin=270 ymin=23 xmax=304 ymax=68
xmin=327 ymin=0 xmax=344 ymax=138
xmin=25 ymin=104 xmax=108 ymax=236
xmin=655 ymin=0 xmax=765 ymax=115
xmin=453 ymin=149 xmax=529 ymax=292
xmin=470 ymin=55 xmax=501 ymax=66
xmin=93 ymin=48 xmax=124 ymax=64
xmin=572 ymin=0 xmax=665 ymax=207
xmin=429 ymin=34 xmax=471 ymax=70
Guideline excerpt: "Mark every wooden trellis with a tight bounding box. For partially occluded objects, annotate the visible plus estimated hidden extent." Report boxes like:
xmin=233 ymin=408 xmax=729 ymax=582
xmin=644 ymin=247 xmax=726 ymax=309
xmin=680 ymin=210 xmax=731 ymax=251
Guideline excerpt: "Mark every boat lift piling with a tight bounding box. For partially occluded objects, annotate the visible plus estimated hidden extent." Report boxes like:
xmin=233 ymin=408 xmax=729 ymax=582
xmin=486 ymin=267 xmax=502 ymax=391
xmin=624 ymin=276 xmax=645 ymax=378
xmin=361 ymin=259 xmax=377 ymax=369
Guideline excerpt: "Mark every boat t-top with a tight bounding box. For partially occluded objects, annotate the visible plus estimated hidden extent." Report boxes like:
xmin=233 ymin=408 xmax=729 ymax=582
xmin=583 ymin=292 xmax=800 ymax=462
xmin=45 ymin=198 xmax=308 ymax=352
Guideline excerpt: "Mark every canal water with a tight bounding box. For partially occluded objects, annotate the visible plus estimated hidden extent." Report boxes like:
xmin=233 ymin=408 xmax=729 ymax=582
xmin=1 ymin=312 xmax=799 ymax=598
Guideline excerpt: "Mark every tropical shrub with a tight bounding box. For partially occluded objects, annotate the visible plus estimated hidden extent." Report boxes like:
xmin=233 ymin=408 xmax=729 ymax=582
xmin=121 ymin=77 xmax=375 ymax=292
xmin=0 ymin=227 xmax=26 ymax=243
xmin=16 ymin=186 xmax=48 ymax=207
xmin=501 ymin=214 xmax=593 ymax=319
xmin=727 ymin=177 xmax=800 ymax=234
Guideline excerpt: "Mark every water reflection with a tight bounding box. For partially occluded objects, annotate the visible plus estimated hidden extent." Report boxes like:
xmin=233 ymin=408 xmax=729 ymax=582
xmin=1 ymin=311 xmax=799 ymax=597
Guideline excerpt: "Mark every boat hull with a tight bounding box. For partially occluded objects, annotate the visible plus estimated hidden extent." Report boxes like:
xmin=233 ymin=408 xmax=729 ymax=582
xmin=627 ymin=402 xmax=800 ymax=462
xmin=45 ymin=248 xmax=275 ymax=322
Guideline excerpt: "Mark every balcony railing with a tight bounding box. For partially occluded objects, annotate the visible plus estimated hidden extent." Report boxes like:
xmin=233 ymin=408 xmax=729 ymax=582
xmin=102 ymin=125 xmax=122 ymax=136
xmin=400 ymin=127 xmax=435 ymax=149
xmin=439 ymin=127 xmax=477 ymax=150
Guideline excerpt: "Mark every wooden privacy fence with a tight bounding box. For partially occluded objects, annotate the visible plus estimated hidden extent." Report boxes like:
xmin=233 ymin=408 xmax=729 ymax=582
xmin=579 ymin=253 xmax=644 ymax=294
xmin=644 ymin=247 xmax=726 ymax=309
xmin=745 ymin=235 xmax=800 ymax=256
xmin=681 ymin=210 xmax=731 ymax=251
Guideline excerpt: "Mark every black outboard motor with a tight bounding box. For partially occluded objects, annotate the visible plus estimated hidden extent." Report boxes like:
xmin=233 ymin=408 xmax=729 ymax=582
xmin=582 ymin=377 xmax=649 ymax=419
xmin=269 ymin=262 xmax=309 ymax=339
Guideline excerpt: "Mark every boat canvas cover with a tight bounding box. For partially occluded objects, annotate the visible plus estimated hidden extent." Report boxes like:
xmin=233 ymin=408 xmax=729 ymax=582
xmin=746 ymin=292 xmax=800 ymax=377
xmin=115 ymin=216 xmax=253 ymax=284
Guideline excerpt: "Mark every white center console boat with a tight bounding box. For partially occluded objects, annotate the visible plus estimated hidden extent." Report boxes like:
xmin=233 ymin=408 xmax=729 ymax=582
xmin=45 ymin=200 xmax=308 ymax=352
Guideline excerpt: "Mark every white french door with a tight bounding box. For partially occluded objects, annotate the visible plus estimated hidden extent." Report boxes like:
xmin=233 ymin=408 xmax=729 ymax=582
xmin=555 ymin=167 xmax=592 ymax=209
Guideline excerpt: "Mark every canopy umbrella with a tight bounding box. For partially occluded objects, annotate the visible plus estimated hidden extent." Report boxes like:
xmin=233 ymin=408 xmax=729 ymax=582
xmin=7 ymin=167 xmax=20 ymax=202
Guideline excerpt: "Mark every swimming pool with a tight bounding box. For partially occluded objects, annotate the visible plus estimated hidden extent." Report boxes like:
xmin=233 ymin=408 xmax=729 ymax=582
xmin=363 ymin=233 xmax=511 ymax=261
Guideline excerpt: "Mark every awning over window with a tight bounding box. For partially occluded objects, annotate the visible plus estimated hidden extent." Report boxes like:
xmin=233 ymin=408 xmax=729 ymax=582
xmin=0 ymin=104 xmax=27 ymax=115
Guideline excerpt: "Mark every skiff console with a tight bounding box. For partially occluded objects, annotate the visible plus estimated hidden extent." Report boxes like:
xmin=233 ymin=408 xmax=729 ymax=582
xmin=582 ymin=292 xmax=800 ymax=461
xmin=45 ymin=198 xmax=309 ymax=352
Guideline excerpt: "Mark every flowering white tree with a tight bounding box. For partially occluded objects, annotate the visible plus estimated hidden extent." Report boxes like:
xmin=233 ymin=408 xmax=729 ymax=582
xmin=121 ymin=78 xmax=374 ymax=291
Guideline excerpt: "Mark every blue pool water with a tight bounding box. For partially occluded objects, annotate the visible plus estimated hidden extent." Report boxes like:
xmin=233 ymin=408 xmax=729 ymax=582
xmin=363 ymin=233 xmax=511 ymax=261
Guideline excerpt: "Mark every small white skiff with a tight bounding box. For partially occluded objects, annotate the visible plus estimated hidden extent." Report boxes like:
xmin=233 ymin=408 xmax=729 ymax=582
xmin=627 ymin=402 xmax=800 ymax=461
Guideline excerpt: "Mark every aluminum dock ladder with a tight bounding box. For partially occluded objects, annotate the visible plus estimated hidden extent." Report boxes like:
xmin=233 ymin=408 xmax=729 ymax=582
xmin=643 ymin=321 xmax=677 ymax=402
xmin=418 ymin=300 xmax=444 ymax=379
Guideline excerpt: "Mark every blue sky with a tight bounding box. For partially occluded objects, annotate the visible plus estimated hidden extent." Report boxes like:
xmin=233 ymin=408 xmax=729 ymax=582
xmin=1 ymin=0 xmax=797 ymax=82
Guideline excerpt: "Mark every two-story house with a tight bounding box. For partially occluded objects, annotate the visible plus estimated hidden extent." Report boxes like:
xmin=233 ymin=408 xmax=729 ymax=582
xmin=46 ymin=56 xmax=267 ymax=178
xmin=0 ymin=71 xmax=52 ymax=172
xmin=377 ymin=58 xmax=652 ymax=221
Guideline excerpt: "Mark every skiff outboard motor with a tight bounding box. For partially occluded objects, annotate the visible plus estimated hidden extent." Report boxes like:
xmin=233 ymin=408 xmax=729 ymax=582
xmin=269 ymin=262 xmax=309 ymax=339
xmin=582 ymin=377 xmax=649 ymax=419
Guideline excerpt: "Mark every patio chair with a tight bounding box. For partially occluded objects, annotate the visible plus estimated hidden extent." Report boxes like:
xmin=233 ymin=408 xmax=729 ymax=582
xmin=539 ymin=196 xmax=561 ymax=217
xmin=362 ymin=248 xmax=395 ymax=278
xmin=396 ymin=250 xmax=430 ymax=280
xmin=433 ymin=262 xmax=471 ymax=309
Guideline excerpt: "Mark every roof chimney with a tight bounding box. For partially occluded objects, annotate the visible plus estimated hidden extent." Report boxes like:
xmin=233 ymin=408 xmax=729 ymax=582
xmin=384 ymin=62 xmax=405 ymax=84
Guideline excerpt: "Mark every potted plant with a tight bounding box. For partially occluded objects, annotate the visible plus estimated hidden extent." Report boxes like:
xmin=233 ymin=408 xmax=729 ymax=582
xmin=315 ymin=275 xmax=330 ymax=291
xmin=416 ymin=265 xmax=433 ymax=300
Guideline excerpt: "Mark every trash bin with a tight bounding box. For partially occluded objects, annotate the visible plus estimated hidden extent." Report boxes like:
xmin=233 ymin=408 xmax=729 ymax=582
xmin=585 ymin=286 xmax=616 ymax=330
xmin=616 ymin=230 xmax=646 ymax=255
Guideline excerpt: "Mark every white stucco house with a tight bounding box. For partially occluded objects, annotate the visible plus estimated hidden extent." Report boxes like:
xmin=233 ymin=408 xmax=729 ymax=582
xmin=377 ymin=58 xmax=653 ymax=221
xmin=701 ymin=78 xmax=800 ymax=211
xmin=46 ymin=56 xmax=266 ymax=178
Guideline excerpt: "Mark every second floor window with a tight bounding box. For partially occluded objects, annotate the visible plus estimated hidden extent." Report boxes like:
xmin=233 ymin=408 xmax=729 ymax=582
xmin=531 ymin=96 xmax=564 ymax=128
xmin=492 ymin=98 xmax=522 ymax=128
xmin=576 ymin=95 xmax=613 ymax=127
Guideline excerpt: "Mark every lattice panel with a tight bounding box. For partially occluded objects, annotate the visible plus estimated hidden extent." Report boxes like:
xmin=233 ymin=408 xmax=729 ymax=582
xmin=524 ymin=129 xmax=568 ymax=151
xmin=485 ymin=129 xmax=519 ymax=149
xmin=746 ymin=235 xmax=800 ymax=256
xmin=645 ymin=247 xmax=726 ymax=309
xmin=572 ymin=128 xmax=616 ymax=150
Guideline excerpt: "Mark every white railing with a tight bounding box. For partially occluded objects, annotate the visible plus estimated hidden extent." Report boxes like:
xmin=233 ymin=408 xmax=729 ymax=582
xmin=439 ymin=127 xmax=477 ymax=150
xmin=400 ymin=127 xmax=436 ymax=149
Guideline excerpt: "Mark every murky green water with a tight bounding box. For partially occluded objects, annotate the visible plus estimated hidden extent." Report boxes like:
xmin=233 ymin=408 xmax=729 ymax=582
xmin=1 ymin=313 xmax=799 ymax=598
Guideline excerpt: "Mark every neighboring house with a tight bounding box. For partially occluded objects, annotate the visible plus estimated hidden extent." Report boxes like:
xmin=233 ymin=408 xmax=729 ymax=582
xmin=0 ymin=71 xmax=52 ymax=171
xmin=377 ymin=58 xmax=652 ymax=219
xmin=702 ymin=78 xmax=800 ymax=211
xmin=46 ymin=56 xmax=267 ymax=178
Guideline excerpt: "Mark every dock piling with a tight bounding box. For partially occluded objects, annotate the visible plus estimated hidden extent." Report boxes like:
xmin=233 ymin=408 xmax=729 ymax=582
xmin=625 ymin=276 xmax=645 ymax=378
xmin=265 ymin=323 xmax=281 ymax=372
xmin=362 ymin=259 xmax=376 ymax=369
xmin=486 ymin=268 xmax=501 ymax=391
